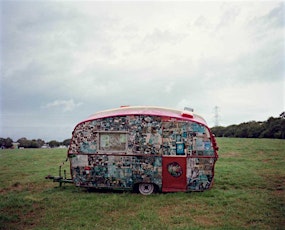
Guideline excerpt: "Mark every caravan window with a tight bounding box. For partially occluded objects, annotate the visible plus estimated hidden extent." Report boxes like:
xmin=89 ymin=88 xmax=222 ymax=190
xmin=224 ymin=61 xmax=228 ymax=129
xmin=99 ymin=132 xmax=127 ymax=152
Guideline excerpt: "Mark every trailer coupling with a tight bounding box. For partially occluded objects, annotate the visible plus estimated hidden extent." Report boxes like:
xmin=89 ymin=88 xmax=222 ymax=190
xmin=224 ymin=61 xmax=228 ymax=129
xmin=45 ymin=162 xmax=73 ymax=187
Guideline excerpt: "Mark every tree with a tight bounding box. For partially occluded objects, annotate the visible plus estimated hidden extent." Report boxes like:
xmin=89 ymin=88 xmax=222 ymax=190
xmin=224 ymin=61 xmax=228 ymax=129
xmin=29 ymin=139 xmax=45 ymax=148
xmin=48 ymin=140 xmax=60 ymax=148
xmin=224 ymin=125 xmax=237 ymax=137
xmin=211 ymin=114 xmax=285 ymax=139
xmin=17 ymin=137 xmax=46 ymax=148
xmin=36 ymin=139 xmax=45 ymax=148
xmin=0 ymin=137 xmax=13 ymax=148
xmin=261 ymin=117 xmax=285 ymax=139
xmin=62 ymin=139 xmax=71 ymax=147
xmin=17 ymin=137 xmax=30 ymax=148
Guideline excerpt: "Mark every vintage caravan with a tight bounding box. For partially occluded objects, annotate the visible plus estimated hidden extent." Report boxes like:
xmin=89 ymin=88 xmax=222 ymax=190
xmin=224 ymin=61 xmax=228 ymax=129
xmin=46 ymin=106 xmax=219 ymax=195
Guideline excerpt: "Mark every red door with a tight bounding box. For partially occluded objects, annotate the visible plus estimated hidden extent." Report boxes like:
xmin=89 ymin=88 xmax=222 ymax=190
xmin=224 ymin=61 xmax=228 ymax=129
xmin=162 ymin=156 xmax=187 ymax=192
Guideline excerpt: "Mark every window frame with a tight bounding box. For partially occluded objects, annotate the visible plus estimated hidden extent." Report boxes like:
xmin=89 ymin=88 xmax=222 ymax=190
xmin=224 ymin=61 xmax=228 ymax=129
xmin=97 ymin=131 xmax=128 ymax=154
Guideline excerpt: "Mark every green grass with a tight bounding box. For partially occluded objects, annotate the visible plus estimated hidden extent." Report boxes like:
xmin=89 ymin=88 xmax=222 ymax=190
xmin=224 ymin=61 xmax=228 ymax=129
xmin=0 ymin=138 xmax=284 ymax=229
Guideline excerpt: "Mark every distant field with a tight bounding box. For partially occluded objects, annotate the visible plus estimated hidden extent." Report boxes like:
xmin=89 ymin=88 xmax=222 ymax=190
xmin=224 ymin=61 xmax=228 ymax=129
xmin=0 ymin=138 xmax=284 ymax=229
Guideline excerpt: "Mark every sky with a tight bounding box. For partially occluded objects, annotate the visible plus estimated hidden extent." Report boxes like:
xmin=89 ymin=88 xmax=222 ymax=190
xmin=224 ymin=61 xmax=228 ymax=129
xmin=1 ymin=1 xmax=284 ymax=142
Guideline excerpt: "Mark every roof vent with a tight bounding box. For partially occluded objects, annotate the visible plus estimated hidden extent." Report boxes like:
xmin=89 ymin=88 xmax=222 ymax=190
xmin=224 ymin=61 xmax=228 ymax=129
xmin=184 ymin=107 xmax=194 ymax=112
xmin=181 ymin=107 xmax=194 ymax=118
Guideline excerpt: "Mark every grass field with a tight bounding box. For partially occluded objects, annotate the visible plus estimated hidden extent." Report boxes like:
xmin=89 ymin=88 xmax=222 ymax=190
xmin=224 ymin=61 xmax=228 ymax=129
xmin=0 ymin=138 xmax=284 ymax=229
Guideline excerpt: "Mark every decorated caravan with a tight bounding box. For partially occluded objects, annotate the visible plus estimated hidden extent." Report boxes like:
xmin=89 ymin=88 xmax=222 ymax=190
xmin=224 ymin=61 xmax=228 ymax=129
xmin=46 ymin=106 xmax=219 ymax=195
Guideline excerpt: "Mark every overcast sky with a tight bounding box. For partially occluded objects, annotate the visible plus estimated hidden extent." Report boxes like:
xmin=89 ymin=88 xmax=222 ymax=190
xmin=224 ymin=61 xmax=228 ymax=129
xmin=1 ymin=1 xmax=284 ymax=141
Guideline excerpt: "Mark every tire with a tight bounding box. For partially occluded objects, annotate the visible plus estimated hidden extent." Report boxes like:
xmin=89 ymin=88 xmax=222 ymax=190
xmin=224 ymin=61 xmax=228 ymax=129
xmin=138 ymin=183 xmax=154 ymax=195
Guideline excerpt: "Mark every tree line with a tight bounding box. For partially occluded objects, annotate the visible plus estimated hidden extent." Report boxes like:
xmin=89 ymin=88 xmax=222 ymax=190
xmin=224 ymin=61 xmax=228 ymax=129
xmin=211 ymin=114 xmax=285 ymax=139
xmin=0 ymin=137 xmax=71 ymax=149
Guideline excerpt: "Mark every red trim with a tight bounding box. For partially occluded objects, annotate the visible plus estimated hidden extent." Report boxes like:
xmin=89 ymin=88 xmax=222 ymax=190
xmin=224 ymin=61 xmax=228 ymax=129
xmin=181 ymin=112 xmax=193 ymax=119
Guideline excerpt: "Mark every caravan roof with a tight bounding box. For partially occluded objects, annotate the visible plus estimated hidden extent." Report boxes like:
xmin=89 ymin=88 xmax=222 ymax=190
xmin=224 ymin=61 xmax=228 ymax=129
xmin=81 ymin=106 xmax=207 ymax=126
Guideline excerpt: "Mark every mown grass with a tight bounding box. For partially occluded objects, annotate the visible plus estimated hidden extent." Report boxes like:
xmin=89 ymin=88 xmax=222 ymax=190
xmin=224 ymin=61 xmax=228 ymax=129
xmin=0 ymin=138 xmax=284 ymax=229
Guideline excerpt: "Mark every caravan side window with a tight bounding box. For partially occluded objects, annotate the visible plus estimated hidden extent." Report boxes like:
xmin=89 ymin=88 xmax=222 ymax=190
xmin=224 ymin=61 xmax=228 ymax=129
xmin=98 ymin=132 xmax=127 ymax=152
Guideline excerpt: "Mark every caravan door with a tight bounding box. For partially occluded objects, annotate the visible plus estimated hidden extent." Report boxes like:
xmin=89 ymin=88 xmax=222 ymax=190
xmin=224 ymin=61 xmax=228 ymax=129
xmin=162 ymin=156 xmax=187 ymax=192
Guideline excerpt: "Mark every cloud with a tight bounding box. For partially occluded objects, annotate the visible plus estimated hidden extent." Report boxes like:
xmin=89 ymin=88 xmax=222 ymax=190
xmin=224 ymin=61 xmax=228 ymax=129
xmin=1 ymin=1 xmax=284 ymax=141
xmin=42 ymin=99 xmax=82 ymax=112
xmin=249 ymin=3 xmax=284 ymax=30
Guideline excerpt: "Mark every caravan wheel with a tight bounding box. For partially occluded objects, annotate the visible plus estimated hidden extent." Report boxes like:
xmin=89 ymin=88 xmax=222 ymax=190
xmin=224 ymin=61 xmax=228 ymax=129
xmin=138 ymin=183 xmax=154 ymax=195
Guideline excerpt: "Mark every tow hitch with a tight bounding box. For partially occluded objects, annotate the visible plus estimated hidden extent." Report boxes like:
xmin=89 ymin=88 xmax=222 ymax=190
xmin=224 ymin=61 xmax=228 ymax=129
xmin=45 ymin=158 xmax=73 ymax=187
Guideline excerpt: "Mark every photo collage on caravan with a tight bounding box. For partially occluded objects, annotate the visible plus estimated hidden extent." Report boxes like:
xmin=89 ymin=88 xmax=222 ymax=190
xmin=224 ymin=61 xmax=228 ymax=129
xmin=68 ymin=115 xmax=216 ymax=191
